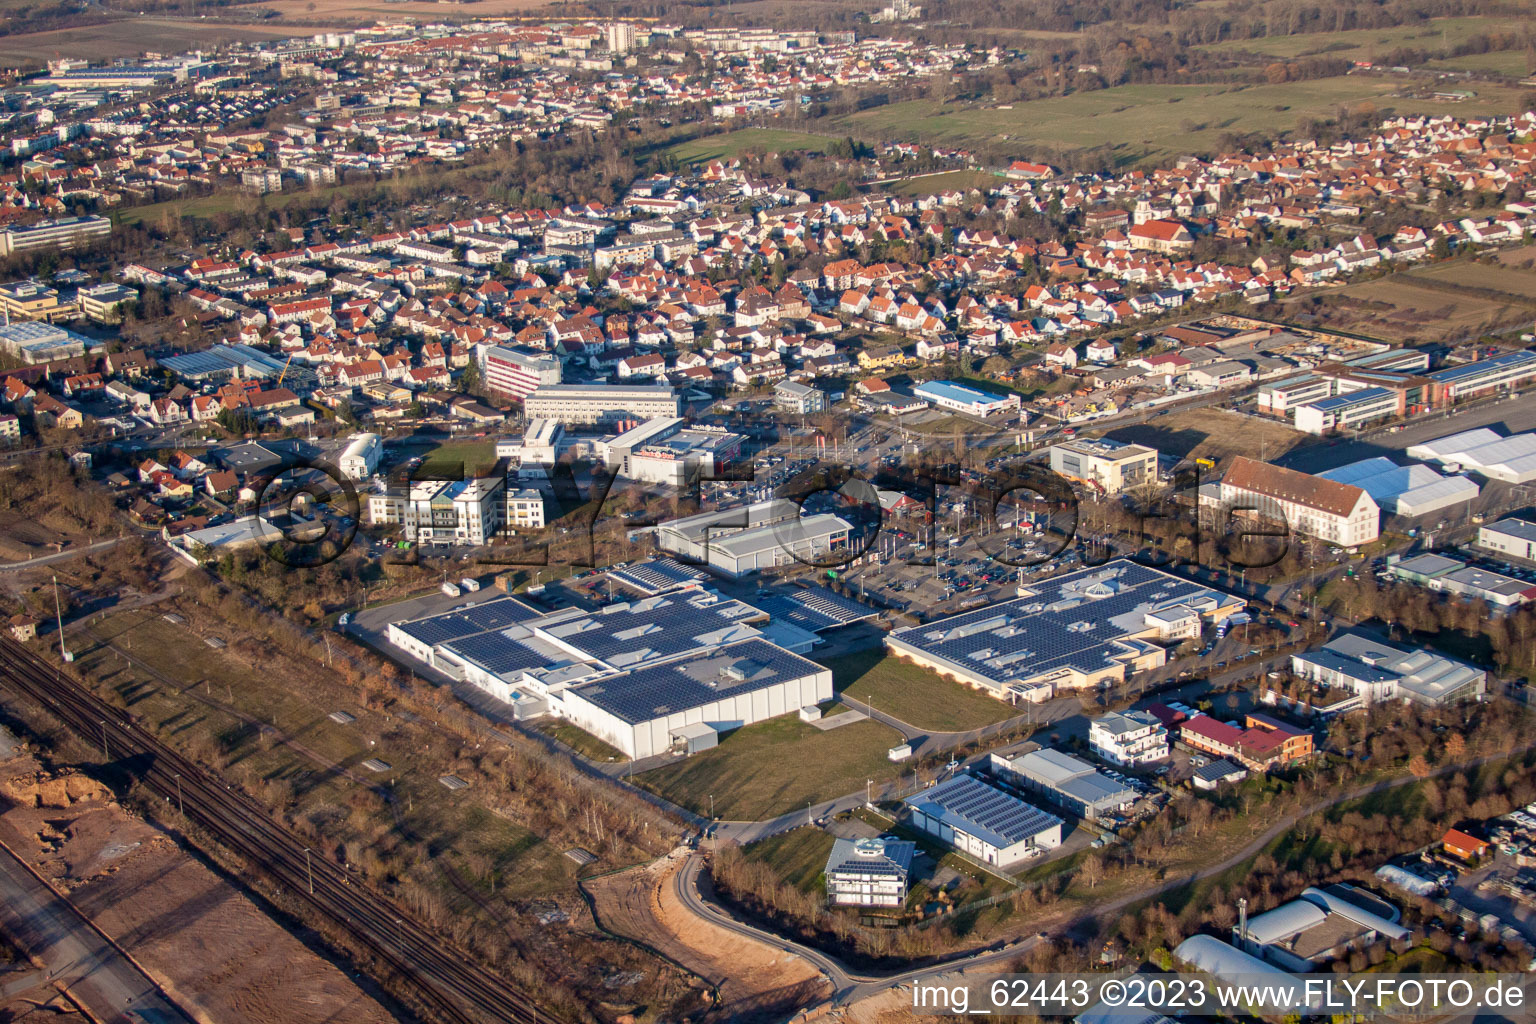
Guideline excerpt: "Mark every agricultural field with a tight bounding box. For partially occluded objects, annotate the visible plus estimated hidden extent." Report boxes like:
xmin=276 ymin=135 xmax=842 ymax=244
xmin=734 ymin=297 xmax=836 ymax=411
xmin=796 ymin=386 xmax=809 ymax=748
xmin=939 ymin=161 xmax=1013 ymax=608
xmin=821 ymin=649 xmax=1017 ymax=733
xmin=248 ymin=0 xmax=553 ymax=25
xmin=873 ymin=169 xmax=1002 ymax=197
xmin=0 ymin=18 xmax=298 ymax=69
xmin=1299 ymin=249 xmax=1536 ymax=345
xmin=633 ymin=715 xmax=907 ymax=821
xmin=830 ymin=77 xmax=1531 ymax=166
xmin=1194 ymin=16 xmax=1532 ymax=63
xmin=664 ymin=128 xmax=834 ymax=166
xmin=1101 ymin=407 xmax=1311 ymax=469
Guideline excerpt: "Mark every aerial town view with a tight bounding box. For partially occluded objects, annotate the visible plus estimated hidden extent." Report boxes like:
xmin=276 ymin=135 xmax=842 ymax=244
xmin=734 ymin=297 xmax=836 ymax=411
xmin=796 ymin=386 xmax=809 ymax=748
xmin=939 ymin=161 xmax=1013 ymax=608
xmin=3 ymin=0 xmax=1536 ymax=1021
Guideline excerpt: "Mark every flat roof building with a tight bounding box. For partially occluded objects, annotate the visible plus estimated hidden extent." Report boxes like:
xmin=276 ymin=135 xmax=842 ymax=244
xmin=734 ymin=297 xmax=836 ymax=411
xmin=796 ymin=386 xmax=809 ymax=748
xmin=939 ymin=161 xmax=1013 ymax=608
xmin=824 ymin=837 xmax=916 ymax=908
xmin=385 ymin=589 xmax=831 ymax=758
xmin=0 ymin=321 xmax=89 ymax=364
xmin=990 ymin=748 xmax=1138 ymax=818
xmin=902 ymin=773 xmax=1062 ymax=869
xmin=1290 ymin=632 xmax=1485 ymax=707
xmin=655 ymin=499 xmax=853 ymax=577
xmin=912 ymin=379 xmax=1021 ymax=418
xmin=885 ymin=560 xmax=1243 ymax=699
xmin=1477 ymin=517 xmax=1536 ymax=562
xmin=1048 ymin=438 xmax=1158 ymax=495
xmin=523 ymin=383 xmax=680 ymax=427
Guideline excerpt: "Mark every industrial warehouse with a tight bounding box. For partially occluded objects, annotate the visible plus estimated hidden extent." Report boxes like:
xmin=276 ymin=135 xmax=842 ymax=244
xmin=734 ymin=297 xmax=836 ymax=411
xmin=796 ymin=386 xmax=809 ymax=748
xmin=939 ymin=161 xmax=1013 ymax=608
xmin=384 ymin=588 xmax=832 ymax=759
xmin=884 ymin=560 xmax=1244 ymax=700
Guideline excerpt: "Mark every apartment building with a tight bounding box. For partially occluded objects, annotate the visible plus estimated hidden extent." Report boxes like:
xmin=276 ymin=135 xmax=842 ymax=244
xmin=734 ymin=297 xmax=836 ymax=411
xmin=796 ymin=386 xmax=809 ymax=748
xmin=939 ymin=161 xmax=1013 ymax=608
xmin=369 ymin=477 xmax=506 ymax=545
xmin=823 ymin=837 xmax=916 ymax=908
xmin=1089 ymin=710 xmax=1170 ymax=767
xmin=1217 ymin=456 xmax=1379 ymax=547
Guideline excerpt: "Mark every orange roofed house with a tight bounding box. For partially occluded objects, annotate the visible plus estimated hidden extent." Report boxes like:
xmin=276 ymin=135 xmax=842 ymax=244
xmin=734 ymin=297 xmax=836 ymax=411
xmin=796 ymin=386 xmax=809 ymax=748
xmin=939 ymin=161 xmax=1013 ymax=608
xmin=1441 ymin=828 xmax=1488 ymax=863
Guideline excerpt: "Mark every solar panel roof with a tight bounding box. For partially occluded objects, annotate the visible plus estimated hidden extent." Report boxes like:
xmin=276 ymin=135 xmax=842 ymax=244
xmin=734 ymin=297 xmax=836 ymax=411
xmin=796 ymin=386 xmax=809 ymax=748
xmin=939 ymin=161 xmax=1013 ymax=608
xmin=904 ymin=773 xmax=1061 ymax=849
xmin=754 ymin=586 xmax=877 ymax=633
xmin=607 ymin=558 xmax=710 ymax=595
xmin=394 ymin=595 xmax=543 ymax=647
xmin=888 ymin=559 xmax=1239 ymax=688
xmin=565 ymin=637 xmax=819 ymax=724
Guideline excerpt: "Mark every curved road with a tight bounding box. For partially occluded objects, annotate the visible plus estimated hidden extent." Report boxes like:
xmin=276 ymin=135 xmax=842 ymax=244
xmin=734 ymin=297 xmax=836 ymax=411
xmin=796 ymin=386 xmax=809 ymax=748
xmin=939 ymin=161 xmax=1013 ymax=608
xmin=673 ymin=738 xmax=1536 ymax=1005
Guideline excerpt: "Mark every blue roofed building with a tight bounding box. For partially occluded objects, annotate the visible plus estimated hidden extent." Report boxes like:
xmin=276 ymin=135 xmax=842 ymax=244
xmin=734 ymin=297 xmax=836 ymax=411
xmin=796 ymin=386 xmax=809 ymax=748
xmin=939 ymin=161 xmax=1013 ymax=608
xmin=902 ymin=773 xmax=1062 ymax=868
xmin=911 ymin=379 xmax=1022 ymax=418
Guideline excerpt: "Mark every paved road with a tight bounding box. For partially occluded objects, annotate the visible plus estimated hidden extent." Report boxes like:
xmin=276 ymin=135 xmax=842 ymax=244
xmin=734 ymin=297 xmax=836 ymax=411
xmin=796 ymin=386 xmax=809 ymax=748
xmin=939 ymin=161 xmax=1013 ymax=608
xmin=0 ymin=834 xmax=191 ymax=1023
xmin=676 ymin=738 xmax=1536 ymax=1007
xmin=0 ymin=537 xmax=127 ymax=571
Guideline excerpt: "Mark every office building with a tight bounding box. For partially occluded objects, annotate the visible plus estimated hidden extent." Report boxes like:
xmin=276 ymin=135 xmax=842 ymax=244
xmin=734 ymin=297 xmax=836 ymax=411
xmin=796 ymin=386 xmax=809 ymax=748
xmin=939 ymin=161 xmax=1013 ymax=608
xmin=482 ymin=346 xmax=562 ymax=401
xmin=0 ymin=216 xmax=111 ymax=257
xmin=823 ymin=837 xmax=916 ymax=908
xmin=523 ymin=384 xmax=680 ymax=426
xmin=1476 ymin=517 xmax=1536 ymax=562
xmin=1217 ymin=456 xmax=1380 ymax=546
xmin=1179 ymin=712 xmax=1313 ymax=771
xmin=1048 ymin=438 xmax=1159 ymax=494
xmin=774 ymin=380 xmax=828 ymax=415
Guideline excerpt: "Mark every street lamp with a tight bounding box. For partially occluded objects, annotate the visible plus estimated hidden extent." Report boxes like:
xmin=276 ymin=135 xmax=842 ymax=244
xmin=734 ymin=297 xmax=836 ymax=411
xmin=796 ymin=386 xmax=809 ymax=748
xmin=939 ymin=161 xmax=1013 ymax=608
xmin=173 ymin=773 xmax=183 ymax=816
xmin=98 ymin=719 xmax=107 ymax=760
xmin=304 ymin=848 xmax=314 ymax=895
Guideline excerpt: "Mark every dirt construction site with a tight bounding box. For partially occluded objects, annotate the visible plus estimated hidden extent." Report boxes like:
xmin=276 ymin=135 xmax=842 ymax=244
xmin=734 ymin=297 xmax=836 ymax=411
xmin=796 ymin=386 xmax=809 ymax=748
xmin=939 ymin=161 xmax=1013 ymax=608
xmin=583 ymin=852 xmax=829 ymax=1021
xmin=0 ymin=746 xmax=393 ymax=1024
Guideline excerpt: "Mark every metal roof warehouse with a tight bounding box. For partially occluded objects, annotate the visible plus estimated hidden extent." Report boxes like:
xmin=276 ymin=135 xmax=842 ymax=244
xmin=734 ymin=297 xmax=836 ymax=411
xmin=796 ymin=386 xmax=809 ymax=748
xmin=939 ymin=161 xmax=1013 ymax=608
xmin=385 ymin=586 xmax=832 ymax=758
xmin=885 ymin=560 xmax=1243 ymax=699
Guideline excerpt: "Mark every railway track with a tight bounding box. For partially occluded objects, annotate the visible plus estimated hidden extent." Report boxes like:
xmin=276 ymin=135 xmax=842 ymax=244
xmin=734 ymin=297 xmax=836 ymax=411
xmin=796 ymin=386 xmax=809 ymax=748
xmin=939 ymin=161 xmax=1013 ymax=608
xmin=0 ymin=635 xmax=556 ymax=1024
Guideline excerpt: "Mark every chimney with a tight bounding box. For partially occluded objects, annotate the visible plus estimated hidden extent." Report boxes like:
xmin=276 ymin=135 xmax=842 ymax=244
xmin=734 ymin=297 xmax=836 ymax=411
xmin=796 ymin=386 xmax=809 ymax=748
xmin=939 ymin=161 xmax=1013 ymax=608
xmin=1238 ymin=897 xmax=1249 ymax=951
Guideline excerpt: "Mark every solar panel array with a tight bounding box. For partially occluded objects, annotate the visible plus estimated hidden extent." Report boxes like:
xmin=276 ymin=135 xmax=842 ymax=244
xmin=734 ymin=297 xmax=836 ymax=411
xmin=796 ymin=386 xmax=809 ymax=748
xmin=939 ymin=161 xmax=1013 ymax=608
xmin=755 ymin=586 xmax=877 ymax=633
xmin=906 ymin=774 xmax=1061 ymax=849
xmin=607 ymin=558 xmax=711 ymax=595
xmin=888 ymin=559 xmax=1235 ymax=687
xmin=567 ymin=637 xmax=816 ymax=724
xmin=394 ymin=595 xmax=543 ymax=647
xmin=444 ymin=628 xmax=550 ymax=677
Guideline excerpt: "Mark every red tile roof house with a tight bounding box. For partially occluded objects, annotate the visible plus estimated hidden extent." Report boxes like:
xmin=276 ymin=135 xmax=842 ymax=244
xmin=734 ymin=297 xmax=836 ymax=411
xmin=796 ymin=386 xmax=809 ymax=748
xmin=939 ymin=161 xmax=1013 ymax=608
xmin=1441 ymin=828 xmax=1488 ymax=863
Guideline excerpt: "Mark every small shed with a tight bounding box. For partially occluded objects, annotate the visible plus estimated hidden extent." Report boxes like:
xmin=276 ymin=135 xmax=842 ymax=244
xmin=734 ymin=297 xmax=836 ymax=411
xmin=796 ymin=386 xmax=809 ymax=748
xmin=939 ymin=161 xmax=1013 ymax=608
xmin=799 ymin=705 xmax=823 ymax=723
xmin=888 ymin=742 xmax=913 ymax=762
xmin=670 ymin=722 xmax=718 ymax=756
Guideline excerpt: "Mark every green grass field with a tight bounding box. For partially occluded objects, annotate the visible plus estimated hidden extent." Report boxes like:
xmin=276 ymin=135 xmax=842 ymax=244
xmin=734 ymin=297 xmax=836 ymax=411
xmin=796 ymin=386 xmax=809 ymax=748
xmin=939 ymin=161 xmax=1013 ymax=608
xmin=832 ymin=77 xmax=1531 ymax=166
xmin=1195 ymin=16 xmax=1529 ymax=62
xmin=821 ymin=649 xmax=1016 ymax=733
xmin=415 ymin=439 xmax=499 ymax=479
xmin=876 ymin=169 xmax=1002 ymax=197
xmin=664 ymin=128 xmax=833 ymax=166
xmin=743 ymin=827 xmax=837 ymax=892
xmin=634 ymin=715 xmax=906 ymax=821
